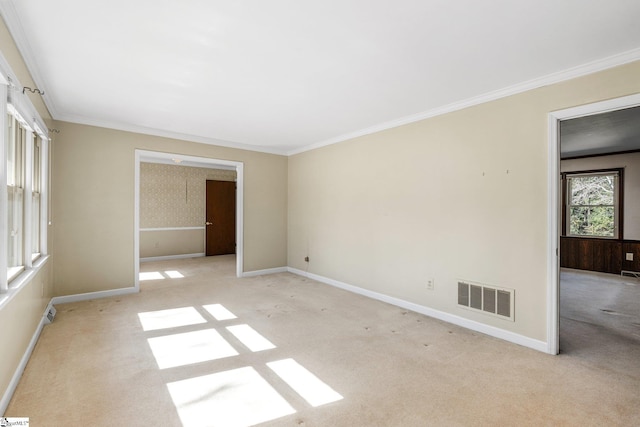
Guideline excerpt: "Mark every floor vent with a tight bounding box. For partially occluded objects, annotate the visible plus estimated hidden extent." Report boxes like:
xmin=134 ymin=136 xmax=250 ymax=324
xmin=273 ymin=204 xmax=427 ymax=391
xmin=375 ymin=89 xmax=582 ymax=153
xmin=621 ymin=270 xmax=640 ymax=279
xmin=458 ymin=280 xmax=514 ymax=321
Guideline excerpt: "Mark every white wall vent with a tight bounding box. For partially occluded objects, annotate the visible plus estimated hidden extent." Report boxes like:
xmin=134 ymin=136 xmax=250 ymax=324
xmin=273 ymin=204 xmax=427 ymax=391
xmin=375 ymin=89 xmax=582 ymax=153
xmin=44 ymin=305 xmax=57 ymax=324
xmin=457 ymin=280 xmax=514 ymax=321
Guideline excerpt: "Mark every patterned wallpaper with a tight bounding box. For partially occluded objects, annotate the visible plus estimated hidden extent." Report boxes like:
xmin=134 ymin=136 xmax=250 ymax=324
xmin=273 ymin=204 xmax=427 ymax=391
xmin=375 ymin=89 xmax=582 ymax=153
xmin=140 ymin=162 xmax=236 ymax=228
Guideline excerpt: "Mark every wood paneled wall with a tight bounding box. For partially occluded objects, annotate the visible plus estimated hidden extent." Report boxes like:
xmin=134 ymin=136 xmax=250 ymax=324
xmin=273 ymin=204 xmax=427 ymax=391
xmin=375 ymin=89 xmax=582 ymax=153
xmin=561 ymin=237 xmax=640 ymax=274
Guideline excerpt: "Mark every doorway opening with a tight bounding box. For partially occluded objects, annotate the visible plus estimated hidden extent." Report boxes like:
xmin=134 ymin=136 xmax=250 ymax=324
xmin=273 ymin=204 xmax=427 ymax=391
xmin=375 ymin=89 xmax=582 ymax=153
xmin=134 ymin=150 xmax=244 ymax=291
xmin=548 ymin=93 xmax=640 ymax=355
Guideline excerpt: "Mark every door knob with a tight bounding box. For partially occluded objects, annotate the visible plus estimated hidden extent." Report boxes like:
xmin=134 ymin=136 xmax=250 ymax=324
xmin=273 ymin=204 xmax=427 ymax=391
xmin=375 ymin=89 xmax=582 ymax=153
xmin=206 ymin=221 xmax=213 ymax=226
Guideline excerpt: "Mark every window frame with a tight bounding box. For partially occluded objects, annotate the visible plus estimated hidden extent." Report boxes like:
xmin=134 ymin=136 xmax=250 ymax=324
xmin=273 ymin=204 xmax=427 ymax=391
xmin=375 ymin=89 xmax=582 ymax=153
xmin=7 ymin=111 xmax=27 ymax=276
xmin=562 ymin=168 xmax=623 ymax=240
xmin=1 ymin=81 xmax=49 ymax=293
xmin=31 ymin=134 xmax=43 ymax=262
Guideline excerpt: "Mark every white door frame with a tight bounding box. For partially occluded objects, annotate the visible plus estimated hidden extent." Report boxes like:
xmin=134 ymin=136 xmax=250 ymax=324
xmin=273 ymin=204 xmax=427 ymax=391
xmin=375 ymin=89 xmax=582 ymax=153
xmin=547 ymin=92 xmax=640 ymax=354
xmin=134 ymin=149 xmax=244 ymax=291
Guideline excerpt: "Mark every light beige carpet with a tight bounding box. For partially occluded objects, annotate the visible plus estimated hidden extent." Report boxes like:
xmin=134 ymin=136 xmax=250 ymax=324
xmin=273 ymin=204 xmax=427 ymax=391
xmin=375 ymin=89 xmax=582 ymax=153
xmin=6 ymin=256 xmax=640 ymax=426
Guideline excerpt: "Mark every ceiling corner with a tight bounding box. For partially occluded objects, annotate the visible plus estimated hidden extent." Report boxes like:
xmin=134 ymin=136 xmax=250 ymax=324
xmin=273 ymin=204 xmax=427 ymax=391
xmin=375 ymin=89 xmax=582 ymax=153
xmin=0 ymin=0 xmax=60 ymax=118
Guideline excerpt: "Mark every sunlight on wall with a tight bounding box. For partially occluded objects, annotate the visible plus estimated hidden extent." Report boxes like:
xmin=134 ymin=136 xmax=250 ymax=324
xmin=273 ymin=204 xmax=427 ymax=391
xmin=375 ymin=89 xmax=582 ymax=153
xmin=147 ymin=329 xmax=239 ymax=369
xmin=267 ymin=359 xmax=344 ymax=407
xmin=138 ymin=307 xmax=206 ymax=331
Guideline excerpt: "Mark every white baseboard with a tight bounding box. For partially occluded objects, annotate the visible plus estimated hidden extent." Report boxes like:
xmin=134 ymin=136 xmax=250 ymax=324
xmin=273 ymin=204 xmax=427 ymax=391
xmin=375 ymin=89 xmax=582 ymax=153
xmin=0 ymin=301 xmax=52 ymax=415
xmin=51 ymin=286 xmax=138 ymax=305
xmin=287 ymin=267 xmax=548 ymax=353
xmin=140 ymin=253 xmax=205 ymax=263
xmin=242 ymin=267 xmax=288 ymax=277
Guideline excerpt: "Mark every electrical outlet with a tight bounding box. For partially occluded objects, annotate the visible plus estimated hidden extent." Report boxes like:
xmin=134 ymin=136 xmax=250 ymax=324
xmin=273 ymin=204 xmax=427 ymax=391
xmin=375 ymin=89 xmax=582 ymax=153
xmin=626 ymin=253 xmax=634 ymax=261
xmin=427 ymin=279 xmax=434 ymax=290
xmin=304 ymin=256 xmax=309 ymax=262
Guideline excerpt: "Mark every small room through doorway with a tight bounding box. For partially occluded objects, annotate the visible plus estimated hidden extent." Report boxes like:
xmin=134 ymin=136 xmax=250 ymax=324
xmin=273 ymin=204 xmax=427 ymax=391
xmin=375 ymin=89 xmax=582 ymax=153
xmin=134 ymin=150 xmax=245 ymax=290
xmin=554 ymin=98 xmax=640 ymax=372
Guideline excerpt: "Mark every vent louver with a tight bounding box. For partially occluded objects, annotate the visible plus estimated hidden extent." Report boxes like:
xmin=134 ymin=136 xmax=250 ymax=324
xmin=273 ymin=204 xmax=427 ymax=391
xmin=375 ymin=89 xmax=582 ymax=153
xmin=621 ymin=270 xmax=640 ymax=279
xmin=45 ymin=305 xmax=57 ymax=324
xmin=457 ymin=280 xmax=514 ymax=321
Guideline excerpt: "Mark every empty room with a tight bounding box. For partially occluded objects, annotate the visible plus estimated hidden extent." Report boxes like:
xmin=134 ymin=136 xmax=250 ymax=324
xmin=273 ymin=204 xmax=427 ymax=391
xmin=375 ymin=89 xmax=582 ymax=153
xmin=1 ymin=1 xmax=639 ymax=426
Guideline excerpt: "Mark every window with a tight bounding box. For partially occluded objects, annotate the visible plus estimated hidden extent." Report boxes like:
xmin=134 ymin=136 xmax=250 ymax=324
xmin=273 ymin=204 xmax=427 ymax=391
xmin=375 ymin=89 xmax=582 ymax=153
xmin=3 ymin=105 xmax=48 ymax=286
xmin=32 ymin=135 xmax=42 ymax=260
xmin=1 ymin=73 xmax=49 ymax=292
xmin=565 ymin=170 xmax=621 ymax=239
xmin=7 ymin=113 xmax=26 ymax=279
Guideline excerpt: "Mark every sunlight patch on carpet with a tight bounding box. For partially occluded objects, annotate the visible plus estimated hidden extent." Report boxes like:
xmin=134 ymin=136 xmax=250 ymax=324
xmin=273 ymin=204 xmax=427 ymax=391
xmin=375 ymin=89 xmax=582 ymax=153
xmin=139 ymin=271 xmax=164 ymax=281
xmin=139 ymin=270 xmax=186 ymax=281
xmin=165 ymin=270 xmax=185 ymax=278
xmin=226 ymin=324 xmax=276 ymax=352
xmin=138 ymin=307 xmax=207 ymax=331
xmin=267 ymin=359 xmax=343 ymax=407
xmin=167 ymin=367 xmax=295 ymax=427
xmin=148 ymin=329 xmax=238 ymax=369
xmin=204 ymin=303 xmax=238 ymax=321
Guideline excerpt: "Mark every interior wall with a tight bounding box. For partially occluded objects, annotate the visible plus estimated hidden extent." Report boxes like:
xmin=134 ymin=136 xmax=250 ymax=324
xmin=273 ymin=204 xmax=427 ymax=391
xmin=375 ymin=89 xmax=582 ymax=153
xmin=139 ymin=162 xmax=236 ymax=258
xmin=0 ymin=263 xmax=52 ymax=403
xmin=288 ymin=61 xmax=640 ymax=343
xmin=0 ymin=16 xmax=54 ymax=408
xmin=561 ymin=152 xmax=640 ymax=240
xmin=52 ymin=122 xmax=288 ymax=296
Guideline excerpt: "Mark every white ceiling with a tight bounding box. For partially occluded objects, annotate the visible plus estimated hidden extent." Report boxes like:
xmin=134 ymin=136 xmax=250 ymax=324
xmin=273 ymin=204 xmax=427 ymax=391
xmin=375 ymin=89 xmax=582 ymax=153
xmin=2 ymin=0 xmax=640 ymax=155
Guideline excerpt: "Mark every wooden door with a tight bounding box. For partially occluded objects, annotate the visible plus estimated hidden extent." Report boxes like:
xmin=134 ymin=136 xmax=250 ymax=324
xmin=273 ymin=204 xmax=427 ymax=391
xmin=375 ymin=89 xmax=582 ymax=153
xmin=205 ymin=180 xmax=236 ymax=256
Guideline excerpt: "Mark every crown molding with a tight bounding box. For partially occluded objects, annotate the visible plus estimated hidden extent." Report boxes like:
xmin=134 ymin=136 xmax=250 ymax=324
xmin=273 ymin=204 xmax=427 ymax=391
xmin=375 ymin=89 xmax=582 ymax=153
xmin=0 ymin=1 xmax=288 ymax=155
xmin=3 ymin=0 xmax=639 ymax=158
xmin=288 ymin=47 xmax=640 ymax=156
xmin=56 ymin=113 xmax=289 ymax=156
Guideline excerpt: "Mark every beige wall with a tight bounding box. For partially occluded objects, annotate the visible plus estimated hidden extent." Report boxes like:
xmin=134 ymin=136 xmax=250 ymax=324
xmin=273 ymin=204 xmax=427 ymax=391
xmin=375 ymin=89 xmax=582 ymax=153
xmin=52 ymin=122 xmax=288 ymax=296
xmin=288 ymin=61 xmax=640 ymax=342
xmin=0 ymin=262 xmax=53 ymax=403
xmin=0 ymin=17 xmax=54 ymax=407
xmin=561 ymin=152 xmax=640 ymax=240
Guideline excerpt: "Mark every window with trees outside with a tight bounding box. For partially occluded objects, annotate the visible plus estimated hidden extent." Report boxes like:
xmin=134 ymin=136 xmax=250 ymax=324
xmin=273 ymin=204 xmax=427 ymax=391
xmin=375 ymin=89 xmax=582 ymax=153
xmin=565 ymin=171 xmax=620 ymax=239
